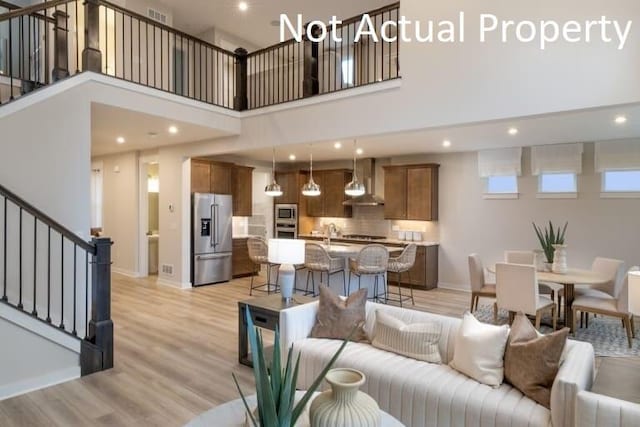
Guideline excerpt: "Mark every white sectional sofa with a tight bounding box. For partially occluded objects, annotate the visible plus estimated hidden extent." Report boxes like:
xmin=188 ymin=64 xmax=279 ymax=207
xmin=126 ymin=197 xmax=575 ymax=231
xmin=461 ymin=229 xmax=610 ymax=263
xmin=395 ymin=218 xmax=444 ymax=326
xmin=576 ymin=391 xmax=640 ymax=427
xmin=279 ymin=301 xmax=595 ymax=427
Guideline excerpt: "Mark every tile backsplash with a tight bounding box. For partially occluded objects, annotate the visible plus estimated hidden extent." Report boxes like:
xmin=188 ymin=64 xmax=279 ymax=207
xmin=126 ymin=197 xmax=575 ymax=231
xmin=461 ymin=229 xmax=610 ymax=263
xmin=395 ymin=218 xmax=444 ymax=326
xmin=302 ymin=206 xmax=439 ymax=242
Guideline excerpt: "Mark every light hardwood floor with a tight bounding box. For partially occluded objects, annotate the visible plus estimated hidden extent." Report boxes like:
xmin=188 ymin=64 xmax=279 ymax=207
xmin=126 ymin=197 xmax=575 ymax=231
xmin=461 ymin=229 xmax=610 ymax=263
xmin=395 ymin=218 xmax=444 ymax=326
xmin=0 ymin=273 xmax=522 ymax=426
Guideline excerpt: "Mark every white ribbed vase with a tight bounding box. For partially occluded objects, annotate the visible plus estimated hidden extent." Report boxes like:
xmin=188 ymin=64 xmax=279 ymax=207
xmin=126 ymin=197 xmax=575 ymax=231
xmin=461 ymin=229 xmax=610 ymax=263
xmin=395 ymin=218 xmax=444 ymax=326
xmin=552 ymin=244 xmax=568 ymax=274
xmin=309 ymin=369 xmax=381 ymax=427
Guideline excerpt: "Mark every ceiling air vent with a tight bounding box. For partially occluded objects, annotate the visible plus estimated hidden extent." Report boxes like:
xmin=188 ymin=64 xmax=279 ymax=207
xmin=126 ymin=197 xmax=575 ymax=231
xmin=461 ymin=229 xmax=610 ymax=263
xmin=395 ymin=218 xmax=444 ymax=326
xmin=147 ymin=8 xmax=168 ymax=24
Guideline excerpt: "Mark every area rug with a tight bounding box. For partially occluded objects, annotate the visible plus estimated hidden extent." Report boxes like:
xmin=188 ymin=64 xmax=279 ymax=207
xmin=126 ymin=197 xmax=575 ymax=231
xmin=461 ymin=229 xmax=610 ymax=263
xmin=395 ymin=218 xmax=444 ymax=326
xmin=474 ymin=304 xmax=639 ymax=357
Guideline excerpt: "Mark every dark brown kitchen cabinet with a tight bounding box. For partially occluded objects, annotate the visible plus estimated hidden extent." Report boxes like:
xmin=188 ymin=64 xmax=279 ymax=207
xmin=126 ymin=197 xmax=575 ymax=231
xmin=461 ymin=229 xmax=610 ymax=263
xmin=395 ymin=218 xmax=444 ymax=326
xmin=383 ymin=164 xmax=439 ymax=221
xmin=191 ymin=159 xmax=211 ymax=193
xmin=387 ymin=244 xmax=439 ymax=290
xmin=232 ymin=166 xmax=254 ymax=216
xmin=305 ymin=169 xmax=352 ymax=218
xmin=232 ymin=238 xmax=255 ymax=278
xmin=274 ymin=171 xmax=302 ymax=204
xmin=210 ymin=162 xmax=233 ymax=195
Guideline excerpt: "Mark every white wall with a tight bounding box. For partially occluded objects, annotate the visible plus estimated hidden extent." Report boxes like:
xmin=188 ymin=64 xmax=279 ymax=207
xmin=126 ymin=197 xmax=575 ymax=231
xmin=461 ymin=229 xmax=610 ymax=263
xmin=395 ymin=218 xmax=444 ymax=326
xmin=391 ymin=143 xmax=640 ymax=290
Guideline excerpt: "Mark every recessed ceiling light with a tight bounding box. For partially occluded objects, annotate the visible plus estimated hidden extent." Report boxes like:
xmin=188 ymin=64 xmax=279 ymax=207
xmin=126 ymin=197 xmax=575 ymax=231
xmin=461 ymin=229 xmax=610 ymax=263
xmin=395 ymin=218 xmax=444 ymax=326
xmin=356 ymin=148 xmax=364 ymax=155
xmin=289 ymin=154 xmax=296 ymax=161
xmin=442 ymin=139 xmax=451 ymax=148
xmin=168 ymin=125 xmax=178 ymax=134
xmin=116 ymin=136 xmax=125 ymax=144
xmin=334 ymin=142 xmax=342 ymax=149
xmin=238 ymin=1 xmax=248 ymax=11
xmin=508 ymin=127 xmax=519 ymax=136
xmin=615 ymin=115 xmax=627 ymax=124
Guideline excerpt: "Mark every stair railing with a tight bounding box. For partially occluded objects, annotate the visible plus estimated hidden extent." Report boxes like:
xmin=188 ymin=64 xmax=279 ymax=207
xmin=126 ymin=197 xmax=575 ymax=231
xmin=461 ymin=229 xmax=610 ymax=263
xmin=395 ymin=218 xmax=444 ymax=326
xmin=0 ymin=182 xmax=113 ymax=375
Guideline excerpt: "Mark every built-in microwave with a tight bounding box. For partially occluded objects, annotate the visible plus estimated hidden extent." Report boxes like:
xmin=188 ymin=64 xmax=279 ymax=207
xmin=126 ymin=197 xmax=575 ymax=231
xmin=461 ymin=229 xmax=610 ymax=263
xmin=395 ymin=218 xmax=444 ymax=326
xmin=275 ymin=204 xmax=297 ymax=223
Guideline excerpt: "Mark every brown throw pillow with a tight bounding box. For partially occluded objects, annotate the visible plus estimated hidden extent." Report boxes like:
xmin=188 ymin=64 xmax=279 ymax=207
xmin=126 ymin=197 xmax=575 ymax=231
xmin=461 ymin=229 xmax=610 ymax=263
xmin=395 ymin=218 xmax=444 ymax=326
xmin=504 ymin=312 xmax=569 ymax=408
xmin=310 ymin=285 xmax=368 ymax=342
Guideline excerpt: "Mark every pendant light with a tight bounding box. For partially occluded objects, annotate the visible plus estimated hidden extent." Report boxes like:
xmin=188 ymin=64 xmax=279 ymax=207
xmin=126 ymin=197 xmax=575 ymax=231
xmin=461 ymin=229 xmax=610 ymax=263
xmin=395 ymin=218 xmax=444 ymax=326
xmin=264 ymin=147 xmax=283 ymax=197
xmin=301 ymin=145 xmax=321 ymax=197
xmin=345 ymin=140 xmax=366 ymax=197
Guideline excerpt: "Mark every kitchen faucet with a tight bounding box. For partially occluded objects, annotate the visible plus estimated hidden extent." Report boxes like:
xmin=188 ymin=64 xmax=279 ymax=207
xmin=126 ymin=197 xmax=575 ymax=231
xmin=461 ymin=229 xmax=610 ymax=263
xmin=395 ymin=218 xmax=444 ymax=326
xmin=326 ymin=223 xmax=337 ymax=247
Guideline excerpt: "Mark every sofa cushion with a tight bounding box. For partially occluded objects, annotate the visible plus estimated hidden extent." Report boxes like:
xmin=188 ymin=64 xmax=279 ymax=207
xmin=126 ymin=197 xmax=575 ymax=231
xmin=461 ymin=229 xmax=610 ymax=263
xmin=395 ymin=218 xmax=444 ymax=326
xmin=293 ymin=338 xmax=550 ymax=427
xmin=450 ymin=312 xmax=510 ymax=387
xmin=310 ymin=285 xmax=368 ymax=342
xmin=505 ymin=313 xmax=569 ymax=409
xmin=371 ymin=310 xmax=442 ymax=363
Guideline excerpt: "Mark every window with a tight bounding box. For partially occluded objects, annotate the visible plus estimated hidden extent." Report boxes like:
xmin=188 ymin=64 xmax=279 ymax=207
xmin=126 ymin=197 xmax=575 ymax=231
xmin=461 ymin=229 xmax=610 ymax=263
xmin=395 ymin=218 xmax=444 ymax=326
xmin=342 ymin=58 xmax=354 ymax=86
xmin=602 ymin=170 xmax=640 ymax=192
xmin=486 ymin=175 xmax=518 ymax=194
xmin=539 ymin=172 xmax=577 ymax=193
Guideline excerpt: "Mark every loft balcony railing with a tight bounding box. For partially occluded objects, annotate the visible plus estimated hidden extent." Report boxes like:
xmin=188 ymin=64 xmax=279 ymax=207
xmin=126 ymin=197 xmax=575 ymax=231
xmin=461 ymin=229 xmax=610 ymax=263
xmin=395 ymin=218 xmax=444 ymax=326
xmin=0 ymin=0 xmax=400 ymax=109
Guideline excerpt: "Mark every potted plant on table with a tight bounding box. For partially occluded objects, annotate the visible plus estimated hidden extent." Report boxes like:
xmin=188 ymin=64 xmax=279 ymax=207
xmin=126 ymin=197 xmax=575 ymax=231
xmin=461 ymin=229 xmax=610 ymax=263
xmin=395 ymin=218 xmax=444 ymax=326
xmin=232 ymin=310 xmax=353 ymax=427
xmin=532 ymin=221 xmax=568 ymax=272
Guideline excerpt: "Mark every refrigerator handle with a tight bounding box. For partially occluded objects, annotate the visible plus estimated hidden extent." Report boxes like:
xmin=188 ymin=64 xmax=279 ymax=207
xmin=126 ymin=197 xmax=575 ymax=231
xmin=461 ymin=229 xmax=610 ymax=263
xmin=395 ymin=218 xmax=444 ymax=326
xmin=213 ymin=204 xmax=220 ymax=246
xmin=210 ymin=204 xmax=216 ymax=247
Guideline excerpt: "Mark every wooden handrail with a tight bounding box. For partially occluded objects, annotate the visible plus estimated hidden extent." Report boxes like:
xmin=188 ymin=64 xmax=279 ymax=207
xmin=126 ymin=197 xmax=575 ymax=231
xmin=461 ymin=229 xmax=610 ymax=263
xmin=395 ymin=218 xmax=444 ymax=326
xmin=0 ymin=182 xmax=95 ymax=253
xmin=0 ymin=0 xmax=72 ymax=22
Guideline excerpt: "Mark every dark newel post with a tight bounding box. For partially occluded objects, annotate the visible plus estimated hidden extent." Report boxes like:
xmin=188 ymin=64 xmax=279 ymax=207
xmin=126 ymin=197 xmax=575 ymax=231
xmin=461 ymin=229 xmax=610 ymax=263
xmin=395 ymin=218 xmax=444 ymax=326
xmin=234 ymin=47 xmax=248 ymax=111
xmin=82 ymin=0 xmax=102 ymax=72
xmin=51 ymin=10 xmax=69 ymax=81
xmin=303 ymin=25 xmax=319 ymax=97
xmin=81 ymin=237 xmax=113 ymax=375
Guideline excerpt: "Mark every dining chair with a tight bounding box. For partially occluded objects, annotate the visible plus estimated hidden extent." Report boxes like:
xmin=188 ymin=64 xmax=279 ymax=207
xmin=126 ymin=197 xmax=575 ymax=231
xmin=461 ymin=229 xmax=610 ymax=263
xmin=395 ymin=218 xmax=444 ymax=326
xmin=386 ymin=244 xmax=417 ymax=307
xmin=468 ymin=254 xmax=498 ymax=323
xmin=557 ymin=257 xmax=625 ymax=325
xmin=504 ymin=250 xmax=558 ymax=304
xmin=348 ymin=244 xmax=389 ymax=302
xmin=304 ymin=243 xmax=346 ymax=297
xmin=246 ymin=237 xmax=280 ymax=295
xmin=496 ymin=262 xmax=557 ymax=330
xmin=572 ymin=266 xmax=639 ymax=347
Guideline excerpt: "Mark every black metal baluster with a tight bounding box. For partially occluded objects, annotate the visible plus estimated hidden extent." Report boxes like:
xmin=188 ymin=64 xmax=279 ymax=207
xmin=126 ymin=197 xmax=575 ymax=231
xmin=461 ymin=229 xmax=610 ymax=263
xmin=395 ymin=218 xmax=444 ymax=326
xmin=46 ymin=226 xmax=51 ymax=323
xmin=160 ymin=28 xmax=163 ymax=90
xmin=18 ymin=208 xmax=23 ymax=309
xmin=75 ymin=0 xmax=79 ymax=73
xmin=145 ymin=22 xmax=149 ymax=85
xmin=153 ymin=24 xmax=156 ymax=87
xmin=32 ymin=217 xmax=37 ymax=316
xmin=138 ymin=19 xmax=141 ymax=82
xmin=72 ymin=244 xmax=77 ymax=335
xmin=129 ymin=15 xmax=132 ymax=81
xmin=2 ymin=197 xmax=6 ymax=301
xmin=60 ymin=236 xmax=64 ymax=329
xmin=395 ymin=7 xmax=399 ymax=77
xmin=84 ymin=250 xmax=89 ymax=338
xmin=104 ymin=6 xmax=107 ymax=73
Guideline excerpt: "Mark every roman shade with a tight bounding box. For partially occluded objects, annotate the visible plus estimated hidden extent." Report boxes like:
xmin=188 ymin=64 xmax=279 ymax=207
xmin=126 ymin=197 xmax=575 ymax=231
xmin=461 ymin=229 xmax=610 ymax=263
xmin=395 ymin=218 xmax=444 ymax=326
xmin=531 ymin=143 xmax=584 ymax=175
xmin=477 ymin=147 xmax=522 ymax=177
xmin=595 ymin=139 xmax=640 ymax=172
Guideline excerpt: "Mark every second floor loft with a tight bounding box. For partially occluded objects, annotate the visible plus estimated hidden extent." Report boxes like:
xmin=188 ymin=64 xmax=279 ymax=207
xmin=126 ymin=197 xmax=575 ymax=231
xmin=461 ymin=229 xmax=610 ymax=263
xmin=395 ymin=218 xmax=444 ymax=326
xmin=0 ymin=0 xmax=400 ymax=110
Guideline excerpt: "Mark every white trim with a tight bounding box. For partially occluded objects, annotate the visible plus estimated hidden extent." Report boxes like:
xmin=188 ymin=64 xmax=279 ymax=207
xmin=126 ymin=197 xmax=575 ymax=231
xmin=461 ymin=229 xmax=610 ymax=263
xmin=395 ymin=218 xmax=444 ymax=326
xmin=536 ymin=192 xmax=578 ymax=199
xmin=0 ymin=305 xmax=81 ymax=353
xmin=240 ymin=79 xmax=402 ymax=117
xmin=438 ymin=282 xmax=470 ymax=292
xmin=600 ymin=192 xmax=640 ymax=199
xmin=0 ymin=366 xmax=80 ymax=401
xmin=156 ymin=277 xmax=192 ymax=290
xmin=483 ymin=193 xmax=519 ymax=200
xmin=111 ymin=267 xmax=141 ymax=278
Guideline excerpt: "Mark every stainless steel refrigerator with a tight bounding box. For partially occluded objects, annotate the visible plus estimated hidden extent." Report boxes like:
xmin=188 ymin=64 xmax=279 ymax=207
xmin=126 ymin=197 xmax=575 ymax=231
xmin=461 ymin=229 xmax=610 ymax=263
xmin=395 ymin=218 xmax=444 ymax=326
xmin=192 ymin=193 xmax=233 ymax=286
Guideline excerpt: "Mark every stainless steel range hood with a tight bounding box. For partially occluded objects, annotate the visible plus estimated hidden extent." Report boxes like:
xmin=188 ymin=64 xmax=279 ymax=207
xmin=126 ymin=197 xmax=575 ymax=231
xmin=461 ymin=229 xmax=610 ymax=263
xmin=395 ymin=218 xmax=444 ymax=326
xmin=343 ymin=159 xmax=385 ymax=206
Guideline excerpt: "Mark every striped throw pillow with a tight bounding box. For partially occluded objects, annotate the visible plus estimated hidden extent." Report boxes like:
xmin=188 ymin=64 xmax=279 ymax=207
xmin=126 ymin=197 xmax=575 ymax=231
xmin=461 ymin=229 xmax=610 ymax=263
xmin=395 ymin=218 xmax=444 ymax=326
xmin=371 ymin=310 xmax=442 ymax=364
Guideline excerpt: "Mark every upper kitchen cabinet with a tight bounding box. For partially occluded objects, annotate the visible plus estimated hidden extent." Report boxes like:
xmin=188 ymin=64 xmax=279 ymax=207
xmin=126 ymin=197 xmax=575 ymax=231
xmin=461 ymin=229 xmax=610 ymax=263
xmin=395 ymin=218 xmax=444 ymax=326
xmin=274 ymin=171 xmax=301 ymax=204
xmin=209 ymin=162 xmax=233 ymax=195
xmin=191 ymin=159 xmax=211 ymax=193
xmin=383 ymin=164 xmax=439 ymax=221
xmin=232 ymin=165 xmax=254 ymax=216
xmin=305 ymin=169 xmax=352 ymax=218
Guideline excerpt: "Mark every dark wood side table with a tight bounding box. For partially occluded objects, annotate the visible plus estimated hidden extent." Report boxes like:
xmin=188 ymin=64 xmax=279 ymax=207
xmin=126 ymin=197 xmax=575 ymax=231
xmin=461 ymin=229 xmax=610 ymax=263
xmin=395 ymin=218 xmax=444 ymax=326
xmin=591 ymin=357 xmax=640 ymax=404
xmin=238 ymin=294 xmax=315 ymax=367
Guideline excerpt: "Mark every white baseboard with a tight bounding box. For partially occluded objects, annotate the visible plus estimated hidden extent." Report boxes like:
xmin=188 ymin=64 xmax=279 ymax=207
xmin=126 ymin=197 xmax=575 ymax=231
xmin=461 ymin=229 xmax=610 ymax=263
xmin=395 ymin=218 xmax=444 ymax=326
xmin=156 ymin=277 xmax=192 ymax=290
xmin=111 ymin=267 xmax=141 ymax=278
xmin=438 ymin=282 xmax=471 ymax=292
xmin=0 ymin=366 xmax=80 ymax=401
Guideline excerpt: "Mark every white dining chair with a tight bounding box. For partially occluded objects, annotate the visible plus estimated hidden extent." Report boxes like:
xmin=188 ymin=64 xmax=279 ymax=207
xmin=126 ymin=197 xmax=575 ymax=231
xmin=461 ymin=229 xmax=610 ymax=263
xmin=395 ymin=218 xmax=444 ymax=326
xmin=504 ymin=250 xmax=557 ymax=307
xmin=572 ymin=266 xmax=639 ymax=347
xmin=496 ymin=262 xmax=557 ymax=330
xmin=468 ymin=254 xmax=497 ymax=323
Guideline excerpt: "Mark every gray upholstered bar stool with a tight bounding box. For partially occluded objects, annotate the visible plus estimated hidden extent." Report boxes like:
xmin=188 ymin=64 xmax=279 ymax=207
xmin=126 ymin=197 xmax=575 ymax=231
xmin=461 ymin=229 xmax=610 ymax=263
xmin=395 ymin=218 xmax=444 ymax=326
xmin=304 ymin=243 xmax=346 ymax=296
xmin=386 ymin=243 xmax=417 ymax=307
xmin=246 ymin=237 xmax=280 ymax=295
xmin=348 ymin=244 xmax=389 ymax=302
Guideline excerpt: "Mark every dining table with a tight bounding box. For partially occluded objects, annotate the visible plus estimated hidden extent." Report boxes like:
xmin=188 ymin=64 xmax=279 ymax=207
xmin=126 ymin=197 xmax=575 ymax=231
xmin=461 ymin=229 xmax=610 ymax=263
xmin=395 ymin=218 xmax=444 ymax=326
xmin=487 ymin=266 xmax=609 ymax=332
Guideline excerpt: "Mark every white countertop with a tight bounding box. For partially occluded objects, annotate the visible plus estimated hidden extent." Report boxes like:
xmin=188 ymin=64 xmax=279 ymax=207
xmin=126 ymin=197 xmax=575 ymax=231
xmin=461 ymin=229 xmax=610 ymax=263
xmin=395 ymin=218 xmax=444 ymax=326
xmin=302 ymin=240 xmax=403 ymax=257
xmin=299 ymin=234 xmax=439 ymax=247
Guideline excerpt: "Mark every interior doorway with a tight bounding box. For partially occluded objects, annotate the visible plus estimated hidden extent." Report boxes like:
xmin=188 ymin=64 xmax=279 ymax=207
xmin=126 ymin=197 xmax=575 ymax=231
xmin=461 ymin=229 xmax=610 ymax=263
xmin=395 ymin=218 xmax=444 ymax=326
xmin=138 ymin=156 xmax=159 ymax=277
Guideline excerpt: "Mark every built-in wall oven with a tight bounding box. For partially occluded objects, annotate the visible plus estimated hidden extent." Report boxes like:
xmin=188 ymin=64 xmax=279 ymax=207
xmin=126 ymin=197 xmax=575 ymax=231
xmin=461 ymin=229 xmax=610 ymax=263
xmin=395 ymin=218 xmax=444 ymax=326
xmin=275 ymin=204 xmax=297 ymax=239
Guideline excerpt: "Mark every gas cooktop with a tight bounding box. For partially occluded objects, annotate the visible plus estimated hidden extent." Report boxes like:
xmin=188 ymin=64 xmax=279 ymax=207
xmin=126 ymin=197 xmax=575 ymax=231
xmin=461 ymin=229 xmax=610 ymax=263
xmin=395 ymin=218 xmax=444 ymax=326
xmin=341 ymin=234 xmax=387 ymax=241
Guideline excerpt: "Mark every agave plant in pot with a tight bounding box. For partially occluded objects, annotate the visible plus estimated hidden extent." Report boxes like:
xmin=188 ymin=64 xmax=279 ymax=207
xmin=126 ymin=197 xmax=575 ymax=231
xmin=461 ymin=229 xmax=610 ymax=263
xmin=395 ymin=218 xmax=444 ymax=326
xmin=532 ymin=221 xmax=568 ymax=273
xmin=232 ymin=309 xmax=353 ymax=427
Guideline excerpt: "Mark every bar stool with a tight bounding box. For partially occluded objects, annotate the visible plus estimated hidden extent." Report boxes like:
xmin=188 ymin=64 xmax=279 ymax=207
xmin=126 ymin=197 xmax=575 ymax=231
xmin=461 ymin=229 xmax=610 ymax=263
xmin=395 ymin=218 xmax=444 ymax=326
xmin=304 ymin=243 xmax=346 ymax=296
xmin=386 ymin=244 xmax=417 ymax=307
xmin=246 ymin=237 xmax=280 ymax=295
xmin=348 ymin=244 xmax=389 ymax=302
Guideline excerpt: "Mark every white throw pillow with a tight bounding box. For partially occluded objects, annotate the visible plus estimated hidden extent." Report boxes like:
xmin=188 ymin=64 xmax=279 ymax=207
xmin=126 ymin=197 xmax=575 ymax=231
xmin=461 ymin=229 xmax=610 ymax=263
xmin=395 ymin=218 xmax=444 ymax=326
xmin=372 ymin=310 xmax=442 ymax=364
xmin=450 ymin=312 xmax=510 ymax=387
